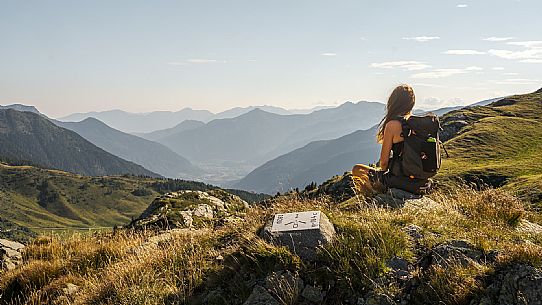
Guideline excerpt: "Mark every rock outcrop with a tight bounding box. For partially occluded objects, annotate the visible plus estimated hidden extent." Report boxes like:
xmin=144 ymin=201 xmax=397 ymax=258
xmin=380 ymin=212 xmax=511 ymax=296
xmin=243 ymin=271 xmax=325 ymax=305
xmin=302 ymin=173 xmax=365 ymax=202
xmin=0 ymin=238 xmax=25 ymax=271
xmin=130 ymin=189 xmax=249 ymax=230
xmin=426 ymin=240 xmax=486 ymax=268
xmin=0 ymin=216 xmax=36 ymax=244
xmin=475 ymin=264 xmax=542 ymax=305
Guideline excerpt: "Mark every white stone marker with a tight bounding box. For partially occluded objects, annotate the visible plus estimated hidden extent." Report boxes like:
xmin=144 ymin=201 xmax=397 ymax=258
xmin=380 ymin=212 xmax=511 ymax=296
xmin=270 ymin=211 xmax=320 ymax=232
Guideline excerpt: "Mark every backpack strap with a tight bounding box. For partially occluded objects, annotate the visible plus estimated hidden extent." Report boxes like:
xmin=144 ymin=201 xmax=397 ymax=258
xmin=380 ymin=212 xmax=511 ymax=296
xmin=389 ymin=116 xmax=409 ymax=176
xmin=399 ymin=117 xmax=412 ymax=138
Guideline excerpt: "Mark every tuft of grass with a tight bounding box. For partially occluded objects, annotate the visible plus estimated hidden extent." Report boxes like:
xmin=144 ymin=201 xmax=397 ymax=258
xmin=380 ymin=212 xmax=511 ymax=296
xmin=318 ymin=209 xmax=412 ymax=293
xmin=411 ymin=262 xmax=490 ymax=305
xmin=496 ymin=242 xmax=542 ymax=268
xmin=431 ymin=186 xmax=525 ymax=227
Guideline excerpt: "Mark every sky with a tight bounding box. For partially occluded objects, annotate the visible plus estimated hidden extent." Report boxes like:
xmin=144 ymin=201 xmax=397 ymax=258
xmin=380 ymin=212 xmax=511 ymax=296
xmin=1 ymin=0 xmax=541 ymax=118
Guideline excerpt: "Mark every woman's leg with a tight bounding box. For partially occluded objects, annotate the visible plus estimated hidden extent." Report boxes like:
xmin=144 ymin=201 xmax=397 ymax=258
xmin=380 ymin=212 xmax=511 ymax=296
xmin=352 ymin=163 xmax=375 ymax=178
xmin=352 ymin=164 xmax=383 ymax=196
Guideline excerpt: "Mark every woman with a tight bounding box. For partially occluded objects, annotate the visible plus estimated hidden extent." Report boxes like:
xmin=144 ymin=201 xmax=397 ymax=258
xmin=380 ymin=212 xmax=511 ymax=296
xmin=352 ymin=84 xmax=428 ymax=194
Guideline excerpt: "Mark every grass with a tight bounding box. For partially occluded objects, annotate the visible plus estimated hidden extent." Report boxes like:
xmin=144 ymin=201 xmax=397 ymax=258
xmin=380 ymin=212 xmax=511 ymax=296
xmin=2 ymin=182 xmax=541 ymax=305
xmin=438 ymin=90 xmax=542 ymax=207
xmin=0 ymin=163 xmax=269 ymax=238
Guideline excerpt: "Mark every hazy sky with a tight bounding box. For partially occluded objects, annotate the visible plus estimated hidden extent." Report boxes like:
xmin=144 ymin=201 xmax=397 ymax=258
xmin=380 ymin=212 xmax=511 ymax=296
xmin=1 ymin=0 xmax=541 ymax=118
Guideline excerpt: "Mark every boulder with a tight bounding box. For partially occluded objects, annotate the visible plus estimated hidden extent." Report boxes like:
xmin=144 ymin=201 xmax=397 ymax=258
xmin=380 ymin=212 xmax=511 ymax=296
xmin=130 ymin=189 xmax=248 ymax=230
xmin=440 ymin=119 xmax=469 ymax=141
xmin=193 ymin=204 xmax=214 ymax=219
xmin=374 ymin=188 xmax=438 ymax=209
xmin=1 ymin=238 xmax=25 ymax=271
xmin=261 ymin=211 xmax=336 ymax=261
xmin=476 ymin=264 xmax=542 ymax=305
xmin=301 ymin=284 xmax=324 ymax=303
xmin=403 ymin=224 xmax=424 ymax=241
xmin=243 ymin=285 xmax=281 ymax=305
xmin=387 ymin=256 xmax=412 ymax=279
xmin=302 ymin=173 xmax=363 ymax=202
xmin=359 ymin=292 xmax=396 ymax=305
xmin=179 ymin=211 xmax=193 ymax=227
xmin=428 ymin=240 xmax=484 ymax=268
xmin=62 ymin=283 xmax=79 ymax=296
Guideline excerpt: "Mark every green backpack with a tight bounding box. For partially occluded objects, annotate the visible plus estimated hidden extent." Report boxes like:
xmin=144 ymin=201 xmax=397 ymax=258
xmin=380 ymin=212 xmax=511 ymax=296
xmin=390 ymin=114 xmax=443 ymax=180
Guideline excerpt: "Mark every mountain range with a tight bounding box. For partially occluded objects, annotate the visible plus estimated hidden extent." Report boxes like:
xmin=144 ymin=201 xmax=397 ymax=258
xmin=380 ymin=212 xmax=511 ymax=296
xmin=135 ymin=120 xmax=205 ymax=141
xmin=0 ymin=96 xmax=504 ymax=190
xmin=154 ymin=101 xmax=385 ymax=167
xmin=54 ymin=118 xmax=202 ymax=178
xmin=58 ymin=105 xmax=330 ymax=134
xmin=0 ymin=109 xmax=158 ymax=177
xmin=234 ymin=97 xmax=504 ymax=193
xmin=234 ymin=126 xmax=380 ymax=193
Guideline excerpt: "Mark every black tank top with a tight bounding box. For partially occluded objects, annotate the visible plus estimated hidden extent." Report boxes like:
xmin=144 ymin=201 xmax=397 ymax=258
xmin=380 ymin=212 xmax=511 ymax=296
xmin=390 ymin=115 xmax=406 ymax=160
xmin=391 ymin=141 xmax=403 ymax=159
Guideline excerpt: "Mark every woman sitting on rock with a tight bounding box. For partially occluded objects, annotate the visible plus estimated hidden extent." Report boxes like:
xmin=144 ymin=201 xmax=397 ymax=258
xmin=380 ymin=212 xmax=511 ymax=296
xmin=352 ymin=84 xmax=435 ymax=195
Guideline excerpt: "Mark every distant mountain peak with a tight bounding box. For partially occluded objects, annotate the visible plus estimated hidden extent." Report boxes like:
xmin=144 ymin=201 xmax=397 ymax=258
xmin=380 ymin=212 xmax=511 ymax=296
xmin=80 ymin=117 xmax=103 ymax=124
xmin=0 ymin=104 xmax=40 ymax=114
xmin=242 ymin=107 xmax=274 ymax=116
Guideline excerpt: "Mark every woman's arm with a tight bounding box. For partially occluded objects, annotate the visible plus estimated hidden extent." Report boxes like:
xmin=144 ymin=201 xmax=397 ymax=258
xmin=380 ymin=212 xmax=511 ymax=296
xmin=379 ymin=120 xmax=401 ymax=171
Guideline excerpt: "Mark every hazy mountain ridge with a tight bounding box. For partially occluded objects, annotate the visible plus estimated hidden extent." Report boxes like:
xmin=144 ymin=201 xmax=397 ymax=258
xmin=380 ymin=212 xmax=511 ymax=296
xmin=156 ymin=101 xmax=385 ymax=168
xmin=0 ymin=109 xmax=159 ymax=177
xmin=58 ymin=108 xmax=215 ymax=133
xmin=414 ymin=97 xmax=502 ymax=117
xmin=57 ymin=105 xmax=323 ymax=134
xmin=234 ymin=97 xmax=510 ymax=194
xmin=235 ymin=127 xmax=380 ymax=193
xmin=135 ymin=120 xmax=206 ymax=141
xmin=54 ymin=118 xmax=202 ymax=178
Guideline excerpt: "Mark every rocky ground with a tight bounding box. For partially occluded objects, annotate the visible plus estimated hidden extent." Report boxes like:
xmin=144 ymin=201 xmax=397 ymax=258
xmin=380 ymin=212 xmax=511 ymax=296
xmin=1 ymin=173 xmax=542 ymax=304
xmin=0 ymin=239 xmax=24 ymax=272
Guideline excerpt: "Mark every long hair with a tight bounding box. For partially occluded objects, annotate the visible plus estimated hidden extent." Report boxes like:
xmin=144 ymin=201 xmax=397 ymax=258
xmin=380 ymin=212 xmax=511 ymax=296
xmin=376 ymin=84 xmax=415 ymax=143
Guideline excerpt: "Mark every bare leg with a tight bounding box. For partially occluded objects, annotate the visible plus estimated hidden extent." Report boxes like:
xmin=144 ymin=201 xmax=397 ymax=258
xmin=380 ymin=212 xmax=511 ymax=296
xmin=352 ymin=163 xmax=375 ymax=178
xmin=351 ymin=164 xmax=378 ymax=196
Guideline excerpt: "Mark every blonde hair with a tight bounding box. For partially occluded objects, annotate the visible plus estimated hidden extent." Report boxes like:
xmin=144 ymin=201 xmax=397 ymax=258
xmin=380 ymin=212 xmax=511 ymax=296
xmin=376 ymin=84 xmax=415 ymax=143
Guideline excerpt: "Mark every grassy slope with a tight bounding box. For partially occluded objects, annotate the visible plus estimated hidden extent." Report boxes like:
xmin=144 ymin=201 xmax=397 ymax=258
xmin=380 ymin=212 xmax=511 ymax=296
xmin=439 ymin=89 xmax=542 ymax=205
xmin=0 ymin=164 xmax=157 ymax=230
xmin=0 ymin=163 xmax=269 ymax=232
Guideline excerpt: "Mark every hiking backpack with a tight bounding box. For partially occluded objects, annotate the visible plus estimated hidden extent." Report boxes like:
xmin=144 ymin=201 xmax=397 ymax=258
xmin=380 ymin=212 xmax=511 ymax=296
xmin=390 ymin=114 xmax=443 ymax=180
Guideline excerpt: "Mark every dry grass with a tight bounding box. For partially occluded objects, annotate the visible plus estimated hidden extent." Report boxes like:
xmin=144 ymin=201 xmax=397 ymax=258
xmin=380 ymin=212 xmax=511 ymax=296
xmin=412 ymin=262 xmax=490 ymax=305
xmin=431 ymin=187 xmax=525 ymax=226
xmin=0 ymin=231 xmax=218 ymax=305
xmin=1 ymin=184 xmax=542 ymax=304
